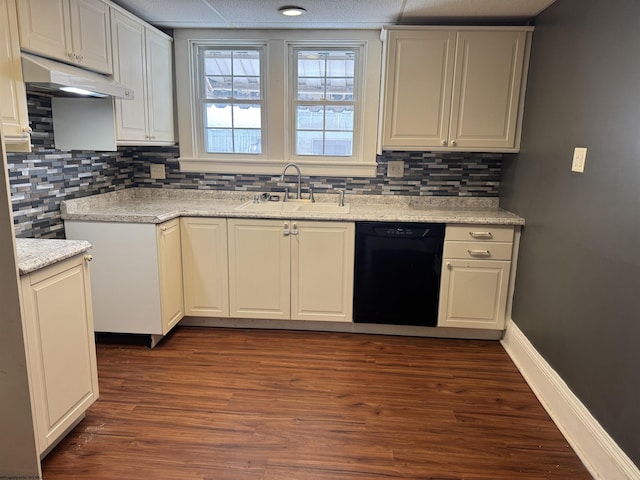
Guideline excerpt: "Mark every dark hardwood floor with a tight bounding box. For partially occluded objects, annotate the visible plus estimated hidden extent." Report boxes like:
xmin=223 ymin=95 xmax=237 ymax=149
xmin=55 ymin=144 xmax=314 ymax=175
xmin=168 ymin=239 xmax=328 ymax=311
xmin=42 ymin=327 xmax=592 ymax=479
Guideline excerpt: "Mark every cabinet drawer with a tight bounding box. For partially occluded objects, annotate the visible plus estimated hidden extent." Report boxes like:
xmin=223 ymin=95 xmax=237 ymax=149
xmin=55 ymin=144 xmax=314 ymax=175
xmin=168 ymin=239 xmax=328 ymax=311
xmin=446 ymin=225 xmax=514 ymax=242
xmin=443 ymin=241 xmax=513 ymax=260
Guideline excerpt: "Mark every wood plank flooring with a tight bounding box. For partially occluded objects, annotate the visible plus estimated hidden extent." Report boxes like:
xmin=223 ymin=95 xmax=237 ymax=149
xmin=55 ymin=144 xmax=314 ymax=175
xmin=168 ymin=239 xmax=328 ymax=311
xmin=42 ymin=327 xmax=592 ymax=479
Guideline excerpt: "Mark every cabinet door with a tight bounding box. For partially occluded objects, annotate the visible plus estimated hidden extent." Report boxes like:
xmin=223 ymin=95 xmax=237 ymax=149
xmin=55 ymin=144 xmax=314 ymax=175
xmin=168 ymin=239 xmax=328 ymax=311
xmin=438 ymin=259 xmax=510 ymax=329
xmin=145 ymin=28 xmax=174 ymax=142
xmin=16 ymin=0 xmax=71 ymax=63
xmin=181 ymin=217 xmax=229 ymax=317
xmin=448 ymin=31 xmax=526 ymax=149
xmin=0 ymin=0 xmax=30 ymax=149
xmin=111 ymin=9 xmax=147 ymax=141
xmin=381 ymin=30 xmax=456 ymax=149
xmin=68 ymin=0 xmax=112 ymax=74
xmin=291 ymin=221 xmax=355 ymax=322
xmin=21 ymin=256 xmax=98 ymax=454
xmin=157 ymin=218 xmax=184 ymax=334
xmin=228 ymin=219 xmax=290 ymax=320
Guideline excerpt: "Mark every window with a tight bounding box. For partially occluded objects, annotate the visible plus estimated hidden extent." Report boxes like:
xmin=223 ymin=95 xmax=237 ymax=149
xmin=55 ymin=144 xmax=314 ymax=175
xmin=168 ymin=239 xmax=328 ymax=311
xmin=175 ymin=31 xmax=382 ymax=177
xmin=293 ymin=49 xmax=357 ymax=157
xmin=199 ymin=47 xmax=264 ymax=155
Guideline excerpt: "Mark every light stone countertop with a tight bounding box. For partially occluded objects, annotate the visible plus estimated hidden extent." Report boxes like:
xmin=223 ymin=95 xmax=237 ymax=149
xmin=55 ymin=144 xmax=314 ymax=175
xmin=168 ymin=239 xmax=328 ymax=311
xmin=16 ymin=238 xmax=92 ymax=275
xmin=61 ymin=188 xmax=525 ymax=226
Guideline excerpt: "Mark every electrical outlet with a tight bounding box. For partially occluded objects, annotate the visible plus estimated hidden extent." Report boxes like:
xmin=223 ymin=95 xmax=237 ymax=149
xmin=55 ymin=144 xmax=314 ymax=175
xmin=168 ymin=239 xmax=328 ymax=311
xmin=571 ymin=147 xmax=587 ymax=173
xmin=387 ymin=160 xmax=404 ymax=178
xmin=150 ymin=164 xmax=166 ymax=180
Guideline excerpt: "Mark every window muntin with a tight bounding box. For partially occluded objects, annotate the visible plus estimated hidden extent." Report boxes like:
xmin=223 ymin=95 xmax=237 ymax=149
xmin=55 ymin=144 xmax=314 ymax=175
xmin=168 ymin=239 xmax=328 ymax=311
xmin=293 ymin=49 xmax=358 ymax=157
xmin=199 ymin=48 xmax=263 ymax=154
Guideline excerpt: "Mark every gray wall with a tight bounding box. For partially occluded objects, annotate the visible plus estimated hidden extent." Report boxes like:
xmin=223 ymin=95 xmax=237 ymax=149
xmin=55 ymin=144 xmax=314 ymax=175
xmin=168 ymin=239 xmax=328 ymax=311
xmin=500 ymin=0 xmax=640 ymax=466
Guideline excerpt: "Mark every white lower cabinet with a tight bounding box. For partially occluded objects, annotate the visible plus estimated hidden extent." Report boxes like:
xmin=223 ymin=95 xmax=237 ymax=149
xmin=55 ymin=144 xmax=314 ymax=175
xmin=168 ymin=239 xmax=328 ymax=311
xmin=227 ymin=218 xmax=355 ymax=322
xmin=20 ymin=254 xmax=99 ymax=456
xmin=438 ymin=224 xmax=514 ymax=329
xmin=65 ymin=218 xmax=184 ymax=339
xmin=181 ymin=217 xmax=229 ymax=317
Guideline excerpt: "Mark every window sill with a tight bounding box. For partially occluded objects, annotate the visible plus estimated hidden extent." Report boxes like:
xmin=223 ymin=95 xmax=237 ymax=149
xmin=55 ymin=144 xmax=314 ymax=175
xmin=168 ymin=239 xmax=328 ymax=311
xmin=179 ymin=158 xmax=378 ymax=178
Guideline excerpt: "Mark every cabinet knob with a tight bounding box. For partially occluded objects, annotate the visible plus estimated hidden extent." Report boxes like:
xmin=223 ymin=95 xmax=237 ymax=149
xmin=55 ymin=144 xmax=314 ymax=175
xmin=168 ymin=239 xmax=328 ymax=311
xmin=84 ymin=254 xmax=93 ymax=262
xmin=451 ymin=140 xmax=457 ymax=146
xmin=441 ymin=140 xmax=447 ymax=146
xmin=283 ymin=223 xmax=290 ymax=236
xmin=22 ymin=126 xmax=32 ymax=133
xmin=291 ymin=223 xmax=298 ymax=235
xmin=446 ymin=261 xmax=452 ymax=269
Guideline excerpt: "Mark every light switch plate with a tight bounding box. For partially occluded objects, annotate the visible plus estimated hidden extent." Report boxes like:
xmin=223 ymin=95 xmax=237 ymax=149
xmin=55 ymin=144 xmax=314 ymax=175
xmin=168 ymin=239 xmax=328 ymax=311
xmin=572 ymin=147 xmax=587 ymax=173
xmin=387 ymin=160 xmax=404 ymax=178
xmin=150 ymin=164 xmax=166 ymax=180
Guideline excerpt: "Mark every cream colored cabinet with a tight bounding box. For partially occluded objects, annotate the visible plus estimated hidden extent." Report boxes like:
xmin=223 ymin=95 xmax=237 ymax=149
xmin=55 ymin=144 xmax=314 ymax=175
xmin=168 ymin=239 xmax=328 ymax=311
xmin=228 ymin=218 xmax=291 ymax=320
xmin=181 ymin=217 xmax=229 ymax=317
xmin=438 ymin=225 xmax=514 ymax=330
xmin=0 ymin=0 xmax=31 ymax=152
xmin=111 ymin=8 xmax=174 ymax=145
xmin=228 ymin=218 xmax=354 ymax=322
xmin=380 ymin=27 xmax=531 ymax=152
xmin=64 ymin=219 xmax=184 ymax=344
xmin=20 ymin=254 xmax=99 ymax=456
xmin=16 ymin=0 xmax=113 ymax=74
xmin=157 ymin=218 xmax=184 ymax=334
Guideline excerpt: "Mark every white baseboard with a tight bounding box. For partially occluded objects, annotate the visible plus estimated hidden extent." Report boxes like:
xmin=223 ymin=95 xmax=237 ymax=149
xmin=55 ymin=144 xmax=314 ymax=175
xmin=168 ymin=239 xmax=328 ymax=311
xmin=501 ymin=318 xmax=639 ymax=480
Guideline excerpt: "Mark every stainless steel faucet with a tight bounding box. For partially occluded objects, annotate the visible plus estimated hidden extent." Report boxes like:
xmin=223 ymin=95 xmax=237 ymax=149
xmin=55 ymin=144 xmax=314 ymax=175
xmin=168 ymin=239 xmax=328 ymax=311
xmin=281 ymin=163 xmax=301 ymax=200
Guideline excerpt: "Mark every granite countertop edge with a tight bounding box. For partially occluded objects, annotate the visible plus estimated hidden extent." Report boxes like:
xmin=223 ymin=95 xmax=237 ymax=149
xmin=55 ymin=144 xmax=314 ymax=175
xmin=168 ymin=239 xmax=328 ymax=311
xmin=16 ymin=238 xmax=92 ymax=275
xmin=61 ymin=189 xmax=525 ymax=226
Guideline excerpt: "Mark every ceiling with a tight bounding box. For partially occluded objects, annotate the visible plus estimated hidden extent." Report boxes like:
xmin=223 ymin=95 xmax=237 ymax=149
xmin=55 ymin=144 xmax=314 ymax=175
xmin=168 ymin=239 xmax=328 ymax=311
xmin=110 ymin=0 xmax=556 ymax=29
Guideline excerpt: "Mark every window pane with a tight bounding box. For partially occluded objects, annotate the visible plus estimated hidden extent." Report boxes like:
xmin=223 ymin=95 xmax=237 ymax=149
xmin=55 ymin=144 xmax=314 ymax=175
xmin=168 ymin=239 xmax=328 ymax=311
xmin=296 ymin=130 xmax=324 ymax=155
xmin=234 ymin=129 xmax=262 ymax=154
xmin=205 ymin=104 xmax=232 ymax=128
xmin=325 ymin=131 xmax=353 ymax=156
xmin=326 ymin=51 xmax=355 ymax=77
xmin=205 ymin=76 xmax=232 ymax=99
xmin=325 ymin=77 xmax=354 ymax=101
xmin=233 ymin=105 xmax=261 ymax=128
xmin=204 ymin=50 xmax=231 ymax=76
xmin=298 ymin=51 xmax=325 ymax=76
xmin=205 ymin=129 xmax=233 ymax=153
xmin=325 ymin=106 xmax=354 ymax=131
xmin=233 ymin=77 xmax=261 ymax=100
xmin=296 ymin=106 xmax=324 ymax=130
xmin=297 ymin=77 xmax=324 ymax=101
xmin=233 ymin=51 xmax=260 ymax=76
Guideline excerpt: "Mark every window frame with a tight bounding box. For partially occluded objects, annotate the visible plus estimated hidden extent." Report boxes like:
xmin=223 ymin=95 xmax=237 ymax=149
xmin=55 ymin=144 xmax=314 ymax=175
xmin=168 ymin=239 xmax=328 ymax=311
xmin=174 ymin=30 xmax=382 ymax=177
xmin=289 ymin=45 xmax=363 ymax=162
xmin=198 ymin=46 xmax=266 ymax=157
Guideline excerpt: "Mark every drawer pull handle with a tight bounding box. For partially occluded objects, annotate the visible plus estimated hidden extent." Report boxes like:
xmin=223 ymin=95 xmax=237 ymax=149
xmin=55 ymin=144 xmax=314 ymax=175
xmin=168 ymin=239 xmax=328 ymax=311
xmin=470 ymin=231 xmax=493 ymax=239
xmin=468 ymin=249 xmax=491 ymax=258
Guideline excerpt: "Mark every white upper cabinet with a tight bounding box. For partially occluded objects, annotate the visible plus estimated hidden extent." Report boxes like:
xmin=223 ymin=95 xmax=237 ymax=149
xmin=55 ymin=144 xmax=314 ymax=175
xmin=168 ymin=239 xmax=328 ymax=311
xmin=111 ymin=8 xmax=174 ymax=145
xmin=0 ymin=0 xmax=31 ymax=151
xmin=380 ymin=27 xmax=532 ymax=152
xmin=16 ymin=0 xmax=112 ymax=74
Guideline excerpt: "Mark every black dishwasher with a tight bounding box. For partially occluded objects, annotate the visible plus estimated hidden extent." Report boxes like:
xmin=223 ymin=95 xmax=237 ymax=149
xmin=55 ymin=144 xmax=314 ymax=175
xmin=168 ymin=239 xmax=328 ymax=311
xmin=353 ymin=222 xmax=445 ymax=326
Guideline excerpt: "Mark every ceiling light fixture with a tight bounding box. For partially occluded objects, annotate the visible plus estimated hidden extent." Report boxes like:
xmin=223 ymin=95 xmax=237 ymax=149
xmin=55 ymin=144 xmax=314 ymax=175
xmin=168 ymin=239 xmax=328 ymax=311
xmin=279 ymin=6 xmax=307 ymax=16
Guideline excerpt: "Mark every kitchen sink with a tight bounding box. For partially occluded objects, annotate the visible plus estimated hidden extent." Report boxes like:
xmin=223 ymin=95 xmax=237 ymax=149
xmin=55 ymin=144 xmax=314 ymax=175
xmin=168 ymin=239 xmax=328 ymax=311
xmin=235 ymin=200 xmax=350 ymax=213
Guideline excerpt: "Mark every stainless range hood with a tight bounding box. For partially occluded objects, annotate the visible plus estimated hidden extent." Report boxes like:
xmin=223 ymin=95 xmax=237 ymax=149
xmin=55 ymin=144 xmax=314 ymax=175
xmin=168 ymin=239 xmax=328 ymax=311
xmin=21 ymin=53 xmax=133 ymax=99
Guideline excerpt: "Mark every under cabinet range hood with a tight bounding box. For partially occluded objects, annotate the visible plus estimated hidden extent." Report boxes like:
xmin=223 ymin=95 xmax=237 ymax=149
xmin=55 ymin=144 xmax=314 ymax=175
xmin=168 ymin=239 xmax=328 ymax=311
xmin=21 ymin=53 xmax=133 ymax=99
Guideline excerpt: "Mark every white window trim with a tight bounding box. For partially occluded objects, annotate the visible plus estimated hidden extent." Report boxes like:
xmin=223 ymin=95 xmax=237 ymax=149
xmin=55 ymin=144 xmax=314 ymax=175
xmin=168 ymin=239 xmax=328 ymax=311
xmin=174 ymin=29 xmax=382 ymax=177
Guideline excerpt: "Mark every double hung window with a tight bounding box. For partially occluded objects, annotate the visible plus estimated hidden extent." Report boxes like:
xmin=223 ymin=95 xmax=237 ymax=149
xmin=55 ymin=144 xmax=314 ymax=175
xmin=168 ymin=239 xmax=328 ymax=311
xmin=175 ymin=30 xmax=381 ymax=176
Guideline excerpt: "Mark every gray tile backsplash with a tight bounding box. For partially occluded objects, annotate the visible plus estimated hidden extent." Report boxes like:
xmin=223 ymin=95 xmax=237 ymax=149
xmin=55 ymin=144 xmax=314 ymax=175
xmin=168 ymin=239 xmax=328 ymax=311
xmin=6 ymin=94 xmax=505 ymax=239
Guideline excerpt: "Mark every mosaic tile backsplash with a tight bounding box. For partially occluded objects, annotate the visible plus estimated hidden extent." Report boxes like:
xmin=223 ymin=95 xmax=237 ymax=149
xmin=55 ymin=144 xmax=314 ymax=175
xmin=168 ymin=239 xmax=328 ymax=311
xmin=6 ymin=94 xmax=504 ymax=239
